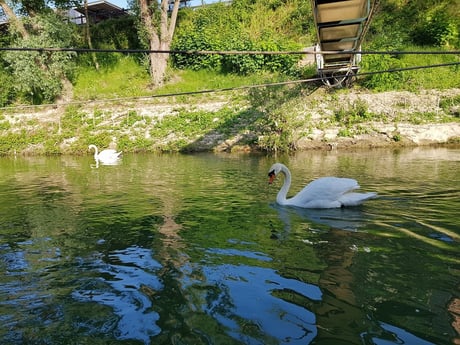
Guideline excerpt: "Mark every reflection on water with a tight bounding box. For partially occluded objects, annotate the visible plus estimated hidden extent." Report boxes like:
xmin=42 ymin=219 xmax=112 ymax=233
xmin=363 ymin=321 xmax=439 ymax=345
xmin=0 ymin=147 xmax=459 ymax=344
xmin=196 ymin=264 xmax=321 ymax=344
xmin=73 ymin=246 xmax=162 ymax=343
xmin=271 ymin=202 xmax=371 ymax=232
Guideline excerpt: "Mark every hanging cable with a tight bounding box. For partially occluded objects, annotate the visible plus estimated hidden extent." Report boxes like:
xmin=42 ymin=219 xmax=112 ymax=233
xmin=1 ymin=61 xmax=459 ymax=111
xmin=0 ymin=46 xmax=459 ymax=56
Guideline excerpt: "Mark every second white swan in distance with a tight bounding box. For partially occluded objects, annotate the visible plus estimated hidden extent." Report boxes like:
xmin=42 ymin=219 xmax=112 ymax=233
xmin=88 ymin=144 xmax=122 ymax=164
xmin=268 ymin=163 xmax=377 ymax=209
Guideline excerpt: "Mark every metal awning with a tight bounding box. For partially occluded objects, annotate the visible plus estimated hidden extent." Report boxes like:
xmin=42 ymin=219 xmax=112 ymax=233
xmin=74 ymin=0 xmax=128 ymax=23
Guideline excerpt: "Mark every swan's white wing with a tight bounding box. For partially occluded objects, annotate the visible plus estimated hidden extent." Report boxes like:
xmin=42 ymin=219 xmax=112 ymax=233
xmin=289 ymin=177 xmax=361 ymax=208
xmin=97 ymin=149 xmax=122 ymax=162
xmin=338 ymin=192 xmax=377 ymax=206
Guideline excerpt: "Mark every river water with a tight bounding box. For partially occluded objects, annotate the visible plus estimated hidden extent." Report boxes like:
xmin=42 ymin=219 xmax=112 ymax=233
xmin=0 ymin=147 xmax=458 ymax=345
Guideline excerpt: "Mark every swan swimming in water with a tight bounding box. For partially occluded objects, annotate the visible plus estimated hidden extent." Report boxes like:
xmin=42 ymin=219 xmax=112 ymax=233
xmin=268 ymin=163 xmax=377 ymax=208
xmin=88 ymin=144 xmax=122 ymax=164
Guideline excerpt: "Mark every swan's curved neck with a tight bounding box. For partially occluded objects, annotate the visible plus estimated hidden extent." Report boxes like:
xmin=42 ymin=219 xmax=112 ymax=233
xmin=276 ymin=166 xmax=292 ymax=205
xmin=90 ymin=145 xmax=99 ymax=159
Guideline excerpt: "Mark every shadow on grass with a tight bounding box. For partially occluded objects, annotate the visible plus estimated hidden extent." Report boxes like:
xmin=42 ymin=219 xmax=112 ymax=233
xmin=181 ymin=83 xmax=319 ymax=153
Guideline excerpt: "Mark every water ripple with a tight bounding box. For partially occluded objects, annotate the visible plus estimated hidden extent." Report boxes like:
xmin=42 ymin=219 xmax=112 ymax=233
xmin=72 ymin=246 xmax=163 ymax=344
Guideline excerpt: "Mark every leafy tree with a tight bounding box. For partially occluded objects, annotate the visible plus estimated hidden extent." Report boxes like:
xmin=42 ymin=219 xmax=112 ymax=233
xmin=2 ymin=12 xmax=77 ymax=103
xmin=5 ymin=0 xmax=76 ymax=16
xmin=137 ymin=0 xmax=181 ymax=87
xmin=0 ymin=0 xmax=80 ymax=104
xmin=171 ymin=0 xmax=304 ymax=74
xmin=0 ymin=0 xmax=29 ymax=38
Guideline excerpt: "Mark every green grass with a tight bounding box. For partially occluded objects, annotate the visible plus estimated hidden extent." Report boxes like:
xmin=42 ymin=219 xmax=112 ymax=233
xmin=74 ymin=46 xmax=460 ymax=104
xmin=399 ymin=46 xmax=460 ymax=90
xmin=157 ymin=69 xmax=288 ymax=94
xmin=73 ymin=56 xmax=151 ymax=100
xmin=11 ymin=48 xmax=456 ymax=155
xmin=74 ymin=56 xmax=294 ymax=102
xmin=361 ymin=45 xmax=460 ymax=91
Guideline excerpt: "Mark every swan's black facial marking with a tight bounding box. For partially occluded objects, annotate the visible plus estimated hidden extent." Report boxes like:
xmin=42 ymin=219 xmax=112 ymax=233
xmin=268 ymin=170 xmax=276 ymax=184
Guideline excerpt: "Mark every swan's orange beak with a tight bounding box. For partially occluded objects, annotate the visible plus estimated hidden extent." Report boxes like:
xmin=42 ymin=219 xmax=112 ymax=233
xmin=268 ymin=171 xmax=276 ymax=184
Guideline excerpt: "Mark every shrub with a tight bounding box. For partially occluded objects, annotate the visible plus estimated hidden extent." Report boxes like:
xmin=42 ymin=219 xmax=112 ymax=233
xmin=412 ymin=9 xmax=459 ymax=48
xmin=2 ymin=13 xmax=77 ymax=104
xmin=250 ymin=84 xmax=306 ymax=152
xmin=0 ymin=67 xmax=15 ymax=107
xmin=171 ymin=1 xmax=303 ymax=75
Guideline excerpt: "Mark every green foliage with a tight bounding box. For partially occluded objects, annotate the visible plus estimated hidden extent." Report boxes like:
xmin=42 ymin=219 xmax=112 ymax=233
xmin=368 ymin=0 xmax=459 ymax=49
xmin=171 ymin=1 xmax=304 ymax=75
xmin=73 ymin=56 xmax=151 ymax=100
xmin=60 ymin=106 xmax=86 ymax=137
xmin=0 ymin=131 xmax=28 ymax=155
xmin=220 ymin=35 xmax=302 ymax=75
xmin=0 ymin=67 xmax=15 ymax=107
xmin=412 ymin=7 xmax=459 ymax=48
xmin=359 ymin=32 xmax=409 ymax=91
xmin=439 ymin=94 xmax=460 ymax=117
xmin=334 ymin=99 xmax=372 ymax=126
xmin=92 ymin=16 xmax=141 ymax=50
xmin=145 ymin=105 xmax=259 ymax=152
xmin=2 ymin=13 xmax=77 ymax=104
xmin=76 ymin=16 xmax=143 ymax=68
xmin=171 ymin=26 xmax=223 ymax=71
xmin=0 ymin=26 xmax=12 ymax=47
xmin=394 ymin=46 xmax=460 ymax=90
xmin=117 ymin=134 xmax=153 ymax=152
xmin=250 ymin=84 xmax=307 ymax=152
xmin=154 ymin=69 xmax=291 ymax=96
xmin=81 ymin=132 xmax=112 ymax=149
xmin=328 ymin=98 xmax=392 ymax=138
xmin=150 ymin=110 xmax=216 ymax=139
xmin=360 ymin=53 xmax=407 ymax=91
xmin=0 ymin=120 xmax=11 ymax=130
xmin=120 ymin=110 xmax=144 ymax=127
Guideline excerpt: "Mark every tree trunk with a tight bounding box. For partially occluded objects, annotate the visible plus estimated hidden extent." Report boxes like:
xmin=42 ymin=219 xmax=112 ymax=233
xmin=0 ymin=0 xmax=29 ymax=38
xmin=138 ymin=0 xmax=180 ymax=87
xmin=84 ymin=0 xmax=99 ymax=70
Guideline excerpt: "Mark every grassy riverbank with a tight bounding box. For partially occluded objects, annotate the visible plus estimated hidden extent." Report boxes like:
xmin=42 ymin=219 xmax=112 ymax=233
xmin=1 ymin=56 xmax=460 ymax=156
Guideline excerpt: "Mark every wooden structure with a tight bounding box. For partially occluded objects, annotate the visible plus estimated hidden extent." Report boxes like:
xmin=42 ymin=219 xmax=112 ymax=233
xmin=311 ymin=0 xmax=374 ymax=87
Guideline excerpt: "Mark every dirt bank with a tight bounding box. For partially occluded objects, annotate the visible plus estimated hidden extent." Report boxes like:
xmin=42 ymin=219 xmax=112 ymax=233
xmin=288 ymin=88 xmax=460 ymax=151
xmin=1 ymin=88 xmax=459 ymax=154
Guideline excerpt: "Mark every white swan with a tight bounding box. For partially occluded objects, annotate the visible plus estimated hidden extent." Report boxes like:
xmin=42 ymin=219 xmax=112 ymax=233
xmin=268 ymin=163 xmax=377 ymax=208
xmin=88 ymin=144 xmax=122 ymax=164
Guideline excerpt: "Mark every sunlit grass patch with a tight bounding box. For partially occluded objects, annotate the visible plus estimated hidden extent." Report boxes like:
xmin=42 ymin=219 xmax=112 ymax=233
xmin=156 ymin=69 xmax=290 ymax=96
xmin=73 ymin=56 xmax=151 ymax=100
xmin=400 ymin=46 xmax=460 ymax=90
xmin=75 ymin=60 xmax=291 ymax=102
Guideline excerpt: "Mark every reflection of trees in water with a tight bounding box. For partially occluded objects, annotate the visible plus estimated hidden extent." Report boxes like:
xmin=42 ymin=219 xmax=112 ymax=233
xmin=313 ymin=226 xmax=456 ymax=345
xmin=311 ymin=229 xmax=369 ymax=345
xmin=272 ymin=201 xmax=455 ymax=345
xmin=1 ymin=150 xmax=458 ymax=344
xmin=150 ymin=175 xmax=325 ymax=344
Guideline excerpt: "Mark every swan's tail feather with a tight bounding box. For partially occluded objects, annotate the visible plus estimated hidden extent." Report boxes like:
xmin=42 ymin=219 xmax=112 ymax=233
xmin=339 ymin=192 xmax=378 ymax=207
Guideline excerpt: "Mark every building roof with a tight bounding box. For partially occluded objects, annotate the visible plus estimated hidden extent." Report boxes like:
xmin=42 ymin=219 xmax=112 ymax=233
xmin=74 ymin=0 xmax=128 ymax=23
